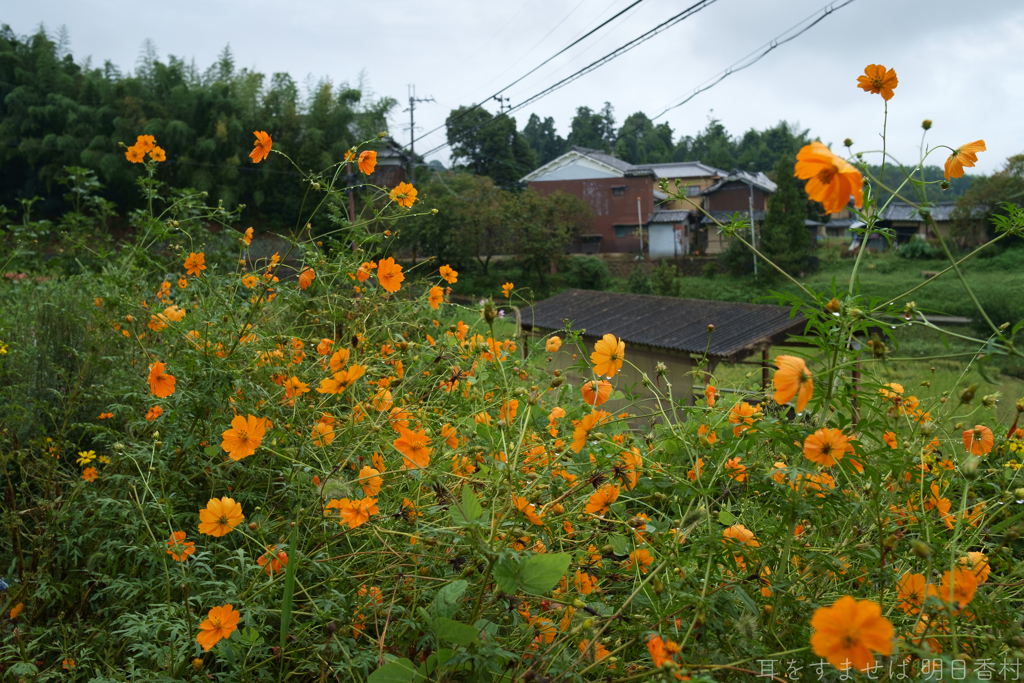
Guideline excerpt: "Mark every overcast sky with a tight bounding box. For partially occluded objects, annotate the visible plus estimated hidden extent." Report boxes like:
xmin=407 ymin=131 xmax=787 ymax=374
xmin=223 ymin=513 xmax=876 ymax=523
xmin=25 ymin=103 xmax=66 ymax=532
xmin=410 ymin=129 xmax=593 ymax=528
xmin=10 ymin=0 xmax=1024 ymax=175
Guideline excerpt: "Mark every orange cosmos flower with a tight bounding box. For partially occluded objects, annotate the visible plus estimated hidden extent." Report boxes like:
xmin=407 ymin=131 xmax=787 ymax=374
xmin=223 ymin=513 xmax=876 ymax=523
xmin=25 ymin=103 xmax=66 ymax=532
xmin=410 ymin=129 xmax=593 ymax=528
xmin=513 ymin=496 xmax=545 ymax=526
xmin=148 ymin=361 xmax=177 ymax=398
xmin=728 ymin=401 xmax=761 ymax=437
xmin=329 ymin=348 xmax=350 ymax=371
xmin=802 ymin=428 xmax=849 ymax=467
xmin=376 ymin=257 xmax=404 ymax=294
xmin=571 ymin=409 xmax=611 ymax=452
xmin=242 ymin=227 xmax=253 ymax=245
xmin=773 ymin=355 xmax=813 ymax=412
xmin=357 ymin=261 xmax=376 ymax=282
xmin=98 ymin=412 xmax=113 ymax=419
xmin=220 ymin=414 xmax=268 ymax=461
xmin=125 ymin=145 xmax=145 ymax=163
xmin=962 ymin=425 xmax=994 ymax=455
xmin=394 ymin=427 xmax=431 ymax=469
xmin=326 ymin=497 xmax=379 ymax=529
xmin=257 ymin=546 xmax=289 ymax=576
xmin=625 ymin=548 xmax=654 ymax=573
xmin=389 ymin=181 xmax=418 ymax=208
xmin=617 ymin=447 xmax=643 ymax=489
xmin=316 ymin=338 xmax=334 ymax=356
xmin=184 ymin=252 xmax=206 ymax=277
xmin=545 ymin=336 xmax=562 ymax=353
xmin=196 ymin=604 xmax=241 ymax=652
xmin=429 ymin=286 xmax=444 ymax=310
xmin=591 ymin=333 xmax=625 ymax=378
xmin=502 ymin=282 xmax=514 ymax=298
xmin=145 ymin=405 xmax=163 ymax=421
xmin=896 ymin=572 xmax=936 ymax=614
xmin=704 ymin=384 xmax=717 ymax=407
xmin=357 ymin=466 xmax=382 ymax=497
xmin=856 ymin=64 xmax=898 ymax=101
xmin=82 ymin=466 xmax=98 ymax=482
xmin=585 ymin=484 xmax=620 ymax=516
xmin=284 ymin=376 xmax=309 ymax=404
xmin=959 ymin=551 xmax=990 ymax=583
xmin=298 ymin=268 xmax=315 ymax=290
xmin=198 ymin=497 xmax=244 ymax=537
xmin=135 ymin=134 xmax=156 ymax=153
xmin=149 ymin=146 xmax=166 ymax=162
xmin=312 ymin=419 xmax=335 ymax=446
xmin=939 ymin=567 xmax=978 ymax=611
xmin=249 ymin=131 xmax=272 ymax=163
xmin=722 ymin=524 xmax=760 ymax=548
xmin=795 ymin=141 xmax=863 ymax=214
xmin=10 ymin=603 xmax=23 ymax=619
xmin=883 ymin=431 xmax=897 ymax=449
xmin=582 ymin=380 xmax=613 ymax=407
xmin=167 ymin=531 xmax=196 ymax=562
xmin=725 ymin=456 xmax=747 ymax=482
xmin=810 ymin=596 xmax=893 ymax=672
xmin=358 ymin=150 xmax=377 ymax=175
xmin=439 ymin=264 xmax=458 ymax=284
xmin=944 ymin=140 xmax=986 ymax=179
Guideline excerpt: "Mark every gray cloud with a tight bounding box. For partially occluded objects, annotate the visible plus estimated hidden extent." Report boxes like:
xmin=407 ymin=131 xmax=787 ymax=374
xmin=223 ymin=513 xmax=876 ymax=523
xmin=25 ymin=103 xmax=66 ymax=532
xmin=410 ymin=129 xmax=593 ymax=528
xmin=9 ymin=0 xmax=1023 ymax=173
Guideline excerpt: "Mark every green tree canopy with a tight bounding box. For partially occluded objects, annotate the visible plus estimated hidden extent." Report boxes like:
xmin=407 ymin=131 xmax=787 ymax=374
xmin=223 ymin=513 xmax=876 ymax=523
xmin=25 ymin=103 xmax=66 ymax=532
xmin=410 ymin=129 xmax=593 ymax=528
xmin=445 ymin=106 xmax=536 ymax=189
xmin=759 ymin=153 xmax=810 ymax=276
xmin=566 ymin=103 xmax=616 ymax=152
xmin=614 ymin=112 xmax=673 ymax=165
xmin=522 ymin=114 xmax=566 ymax=167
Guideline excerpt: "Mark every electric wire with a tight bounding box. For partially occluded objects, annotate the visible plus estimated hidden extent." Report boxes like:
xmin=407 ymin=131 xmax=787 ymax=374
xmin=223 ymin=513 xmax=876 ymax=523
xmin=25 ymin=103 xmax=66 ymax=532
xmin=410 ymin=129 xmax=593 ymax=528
xmin=650 ymin=0 xmax=857 ymax=120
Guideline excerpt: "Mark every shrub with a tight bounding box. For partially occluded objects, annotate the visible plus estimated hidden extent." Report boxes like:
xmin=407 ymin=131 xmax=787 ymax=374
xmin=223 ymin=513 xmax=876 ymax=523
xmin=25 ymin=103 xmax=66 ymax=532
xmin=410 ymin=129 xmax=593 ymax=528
xmin=896 ymin=238 xmax=939 ymax=259
xmin=627 ymin=262 xmax=652 ymax=294
xmin=565 ymin=255 xmax=610 ymax=290
xmin=649 ymin=260 xmax=679 ymax=297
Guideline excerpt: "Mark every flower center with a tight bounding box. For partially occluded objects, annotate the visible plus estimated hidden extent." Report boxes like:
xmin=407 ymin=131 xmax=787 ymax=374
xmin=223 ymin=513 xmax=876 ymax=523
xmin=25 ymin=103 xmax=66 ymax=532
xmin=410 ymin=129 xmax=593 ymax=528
xmin=816 ymin=167 xmax=837 ymax=184
xmin=870 ymin=77 xmax=884 ymax=88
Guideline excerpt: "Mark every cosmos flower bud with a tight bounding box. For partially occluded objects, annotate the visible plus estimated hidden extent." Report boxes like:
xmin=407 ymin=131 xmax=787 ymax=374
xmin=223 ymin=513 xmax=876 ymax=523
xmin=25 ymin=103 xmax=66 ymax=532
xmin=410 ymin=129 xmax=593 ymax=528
xmin=922 ymin=119 xmax=933 ymax=130
xmin=826 ymin=297 xmax=840 ymax=313
xmin=843 ymin=138 xmax=853 ymax=148
xmin=911 ymin=540 xmax=930 ymax=559
xmin=959 ymin=384 xmax=978 ymax=404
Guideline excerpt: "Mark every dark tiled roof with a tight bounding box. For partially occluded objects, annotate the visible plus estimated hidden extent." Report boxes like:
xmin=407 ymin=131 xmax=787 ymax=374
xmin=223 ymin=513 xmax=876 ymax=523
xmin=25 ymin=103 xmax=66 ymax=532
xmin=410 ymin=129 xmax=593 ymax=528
xmin=700 ymin=210 xmax=765 ymax=224
xmin=825 ymin=217 xmax=857 ymax=229
xmin=702 ymin=170 xmax=777 ymax=195
xmin=520 ymin=289 xmax=805 ymax=361
xmin=881 ymin=202 xmax=958 ymax=222
xmin=649 ymin=209 xmax=692 ymax=223
xmin=571 ymin=146 xmax=656 ymax=177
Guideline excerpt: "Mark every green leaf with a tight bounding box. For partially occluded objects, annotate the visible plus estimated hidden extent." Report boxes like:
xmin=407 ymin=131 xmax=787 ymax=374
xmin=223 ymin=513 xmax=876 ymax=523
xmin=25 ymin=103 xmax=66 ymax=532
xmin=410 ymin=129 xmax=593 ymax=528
xmin=414 ymin=650 xmax=453 ymax=683
xmin=204 ymin=445 xmax=220 ymax=458
xmin=718 ymin=510 xmax=737 ymax=526
xmin=433 ymin=617 xmax=480 ymax=645
xmin=368 ymin=658 xmax=417 ymax=683
xmin=493 ymin=557 xmax=518 ymax=594
xmin=519 ymin=553 xmax=571 ymax=595
xmin=429 ymin=580 xmax=468 ymax=620
xmin=475 ymin=423 xmax=494 ymax=442
xmin=450 ymin=486 xmax=483 ymax=526
xmin=608 ymin=534 xmax=630 ymax=556
xmin=279 ymin=519 xmax=299 ymax=651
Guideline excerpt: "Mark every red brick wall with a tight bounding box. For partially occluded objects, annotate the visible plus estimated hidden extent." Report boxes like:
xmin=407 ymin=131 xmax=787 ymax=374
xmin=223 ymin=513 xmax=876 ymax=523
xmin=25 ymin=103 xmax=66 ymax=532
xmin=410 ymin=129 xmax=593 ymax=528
xmin=528 ymin=176 xmax=654 ymax=253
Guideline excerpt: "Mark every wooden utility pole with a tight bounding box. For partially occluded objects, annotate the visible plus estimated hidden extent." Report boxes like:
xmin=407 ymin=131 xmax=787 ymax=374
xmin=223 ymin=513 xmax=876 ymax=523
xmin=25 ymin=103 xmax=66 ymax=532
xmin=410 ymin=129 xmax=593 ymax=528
xmin=405 ymin=85 xmax=434 ymax=185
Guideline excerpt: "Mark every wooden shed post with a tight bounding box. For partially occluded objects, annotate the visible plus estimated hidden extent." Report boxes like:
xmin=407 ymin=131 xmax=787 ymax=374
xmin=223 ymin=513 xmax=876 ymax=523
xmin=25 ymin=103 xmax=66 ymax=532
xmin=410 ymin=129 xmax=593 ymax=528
xmin=761 ymin=349 xmax=769 ymax=392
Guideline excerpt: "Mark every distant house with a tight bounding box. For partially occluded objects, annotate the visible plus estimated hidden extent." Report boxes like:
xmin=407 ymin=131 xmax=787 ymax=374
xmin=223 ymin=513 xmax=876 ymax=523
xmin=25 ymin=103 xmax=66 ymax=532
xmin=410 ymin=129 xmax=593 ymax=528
xmin=521 ymin=148 xmax=773 ymax=256
xmin=368 ymin=136 xmax=410 ymax=188
xmin=825 ymin=201 xmax=972 ymax=250
xmin=519 ymin=289 xmax=806 ymax=407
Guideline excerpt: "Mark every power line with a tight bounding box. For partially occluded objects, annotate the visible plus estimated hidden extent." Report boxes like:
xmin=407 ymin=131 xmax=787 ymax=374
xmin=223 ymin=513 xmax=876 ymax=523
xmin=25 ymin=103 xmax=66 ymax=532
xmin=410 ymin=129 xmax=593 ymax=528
xmin=650 ymin=0 xmax=857 ymax=120
xmin=408 ymin=0 xmax=649 ymax=151
xmin=419 ymin=0 xmax=720 ymax=159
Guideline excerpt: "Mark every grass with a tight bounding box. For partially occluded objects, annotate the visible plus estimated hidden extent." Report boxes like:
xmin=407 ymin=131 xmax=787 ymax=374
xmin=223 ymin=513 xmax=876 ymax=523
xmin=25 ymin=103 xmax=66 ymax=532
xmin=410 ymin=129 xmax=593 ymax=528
xmin=712 ymin=324 xmax=1024 ymax=426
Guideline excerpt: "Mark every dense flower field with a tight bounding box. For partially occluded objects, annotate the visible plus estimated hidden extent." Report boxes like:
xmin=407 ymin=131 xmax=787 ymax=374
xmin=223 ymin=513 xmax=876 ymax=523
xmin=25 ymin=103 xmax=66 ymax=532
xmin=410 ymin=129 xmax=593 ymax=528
xmin=1 ymin=64 xmax=1024 ymax=683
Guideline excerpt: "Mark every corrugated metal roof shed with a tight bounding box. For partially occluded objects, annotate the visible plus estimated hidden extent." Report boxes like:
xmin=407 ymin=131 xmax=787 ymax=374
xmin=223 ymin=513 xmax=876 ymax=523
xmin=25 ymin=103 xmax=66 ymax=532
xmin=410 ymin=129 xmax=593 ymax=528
xmin=881 ymin=202 xmax=958 ymax=222
xmin=520 ymin=289 xmax=806 ymax=361
xmin=649 ymin=209 xmax=691 ymax=223
xmin=700 ymin=210 xmax=766 ymax=224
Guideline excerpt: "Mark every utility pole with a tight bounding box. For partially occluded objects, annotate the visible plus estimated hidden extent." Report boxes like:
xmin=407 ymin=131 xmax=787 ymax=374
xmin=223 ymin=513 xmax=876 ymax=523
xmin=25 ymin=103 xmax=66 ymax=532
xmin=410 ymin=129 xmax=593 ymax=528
xmin=636 ymin=197 xmax=644 ymax=258
xmin=748 ymin=182 xmax=757 ymax=277
xmin=404 ymin=84 xmax=434 ymax=185
xmin=492 ymin=95 xmax=511 ymax=114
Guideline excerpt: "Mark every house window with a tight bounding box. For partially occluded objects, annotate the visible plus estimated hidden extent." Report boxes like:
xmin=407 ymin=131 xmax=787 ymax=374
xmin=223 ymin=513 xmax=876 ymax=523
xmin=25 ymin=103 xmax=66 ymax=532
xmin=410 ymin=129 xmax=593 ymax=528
xmin=686 ymin=185 xmax=701 ymax=197
xmin=612 ymin=186 xmax=626 ymax=196
xmin=614 ymin=225 xmax=648 ymax=238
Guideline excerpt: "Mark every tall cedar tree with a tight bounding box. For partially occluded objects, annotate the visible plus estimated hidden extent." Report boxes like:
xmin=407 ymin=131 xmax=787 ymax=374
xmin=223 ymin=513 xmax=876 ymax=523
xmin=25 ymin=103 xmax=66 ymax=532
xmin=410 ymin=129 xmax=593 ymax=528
xmin=759 ymin=153 xmax=810 ymax=276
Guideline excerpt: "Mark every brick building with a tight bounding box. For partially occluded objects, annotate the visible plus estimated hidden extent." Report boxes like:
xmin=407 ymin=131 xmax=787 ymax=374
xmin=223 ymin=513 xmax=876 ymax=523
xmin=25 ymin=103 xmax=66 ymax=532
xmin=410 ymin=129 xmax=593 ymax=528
xmin=521 ymin=147 xmax=775 ymax=255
